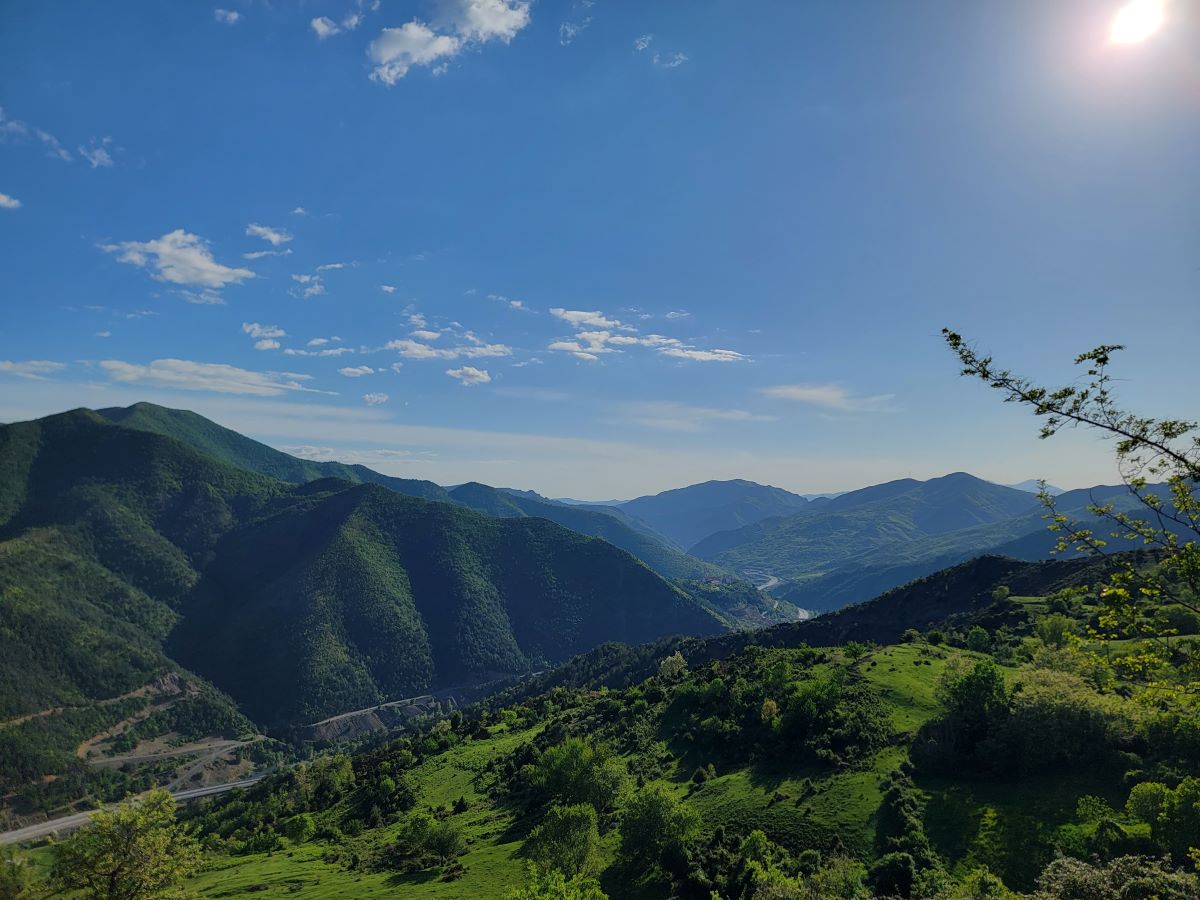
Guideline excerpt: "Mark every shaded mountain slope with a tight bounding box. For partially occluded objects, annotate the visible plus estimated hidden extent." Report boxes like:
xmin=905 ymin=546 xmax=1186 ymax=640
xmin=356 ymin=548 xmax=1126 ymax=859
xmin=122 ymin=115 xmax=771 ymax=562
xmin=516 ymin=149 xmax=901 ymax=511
xmin=448 ymin=482 xmax=725 ymax=583
xmin=619 ymin=479 xmax=812 ymax=550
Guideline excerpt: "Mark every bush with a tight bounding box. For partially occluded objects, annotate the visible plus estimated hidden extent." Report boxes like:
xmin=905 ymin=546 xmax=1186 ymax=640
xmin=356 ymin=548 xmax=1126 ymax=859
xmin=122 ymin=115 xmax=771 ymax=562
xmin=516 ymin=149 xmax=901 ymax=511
xmin=868 ymin=852 xmax=916 ymax=898
xmin=618 ymin=785 xmax=699 ymax=873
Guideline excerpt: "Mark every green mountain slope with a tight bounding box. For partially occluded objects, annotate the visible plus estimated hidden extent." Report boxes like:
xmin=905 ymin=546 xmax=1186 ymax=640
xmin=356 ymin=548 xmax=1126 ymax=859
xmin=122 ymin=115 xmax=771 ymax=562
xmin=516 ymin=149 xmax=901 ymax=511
xmin=619 ymin=479 xmax=813 ymax=550
xmin=0 ymin=409 xmax=728 ymax=733
xmin=690 ymin=473 xmax=1040 ymax=581
xmin=173 ymin=482 xmax=726 ymax=727
xmin=96 ymin=402 xmax=450 ymax=501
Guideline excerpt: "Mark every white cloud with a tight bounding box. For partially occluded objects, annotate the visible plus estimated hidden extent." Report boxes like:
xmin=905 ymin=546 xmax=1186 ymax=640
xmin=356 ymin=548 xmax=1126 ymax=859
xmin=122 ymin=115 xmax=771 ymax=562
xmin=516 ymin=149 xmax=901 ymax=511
xmin=311 ymin=16 xmax=342 ymax=39
xmin=547 ymin=340 xmax=599 ymax=362
xmin=367 ymin=0 xmax=530 ymax=85
xmin=761 ymin=383 xmax=896 ymax=412
xmin=363 ymin=392 xmax=389 ymax=406
xmin=549 ymin=308 xmax=625 ymax=330
xmin=103 ymin=229 xmax=254 ymax=290
xmin=446 ymin=365 xmax=491 ymax=386
xmin=0 ymin=360 xmax=66 ymax=380
xmin=380 ymin=284 xmax=397 ymax=293
xmin=215 ymin=8 xmax=240 ymax=24
xmin=179 ymin=289 xmax=226 ymax=305
xmin=95 ymin=330 xmax=112 ymax=338
xmin=246 ymin=223 xmax=293 ymax=246
xmin=0 ymin=192 xmax=20 ymax=210
xmin=290 ymin=273 xmax=326 ymax=297
xmin=634 ymin=33 xmax=653 ymax=51
xmin=243 ymin=248 xmax=292 ymax=260
xmin=339 ymin=365 xmax=375 ymax=377
xmin=0 ymin=109 xmax=71 ymax=162
xmin=307 ymin=336 xmax=341 ymax=347
xmin=291 ymin=206 xmax=308 ymax=216
xmin=242 ymin=322 xmax=286 ymax=339
xmin=78 ymin=137 xmax=115 ymax=168
xmin=283 ymin=346 xmax=355 ymax=357
xmin=368 ymin=22 xmax=461 ymax=84
xmin=665 ymin=310 xmax=690 ymax=319
xmin=316 ymin=261 xmax=349 ymax=271
xmin=658 ymin=347 xmax=744 ymax=363
xmin=559 ymin=20 xmax=590 ymax=45
xmin=386 ymin=338 xmax=511 ymax=360
xmin=653 ymin=51 xmax=688 ymax=69
xmin=255 ymin=339 xmax=280 ymax=351
xmin=99 ymin=358 xmax=330 ymax=396
xmin=410 ymin=329 xmax=442 ymax=341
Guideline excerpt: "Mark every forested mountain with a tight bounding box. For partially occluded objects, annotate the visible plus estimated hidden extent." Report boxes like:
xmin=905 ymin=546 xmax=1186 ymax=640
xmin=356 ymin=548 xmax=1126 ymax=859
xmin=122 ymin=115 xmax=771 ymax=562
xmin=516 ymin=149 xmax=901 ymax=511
xmin=449 ymin=482 xmax=724 ymax=583
xmin=0 ymin=409 xmax=728 ymax=735
xmin=96 ymin=402 xmax=451 ymax=501
xmin=619 ymin=479 xmax=812 ymax=550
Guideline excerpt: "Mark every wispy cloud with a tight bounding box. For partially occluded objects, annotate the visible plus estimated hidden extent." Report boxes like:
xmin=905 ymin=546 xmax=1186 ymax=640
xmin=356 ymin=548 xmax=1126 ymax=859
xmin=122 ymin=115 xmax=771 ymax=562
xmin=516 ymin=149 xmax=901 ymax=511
xmin=243 ymin=248 xmax=292 ymax=260
xmin=0 ymin=360 xmax=67 ymax=380
xmin=548 ymin=307 xmax=745 ymax=363
xmin=761 ymin=383 xmax=896 ymax=412
xmin=99 ymin=358 xmax=331 ymax=396
xmin=338 ymin=365 xmax=376 ymax=377
xmin=653 ymin=51 xmax=688 ymax=69
xmin=102 ymin=229 xmax=254 ymax=290
xmin=214 ymin=8 xmax=241 ymax=25
xmin=367 ymin=0 xmax=531 ymax=85
xmin=290 ymin=273 xmax=326 ymax=298
xmin=619 ymin=401 xmax=776 ymax=433
xmin=363 ymin=392 xmax=389 ymax=406
xmin=447 ymin=366 xmax=491 ymax=386
xmin=0 ymin=192 xmax=20 ymax=210
xmin=246 ymin=223 xmax=293 ymax=246
xmin=78 ymin=136 xmax=116 ymax=168
xmin=634 ymin=33 xmax=653 ymax=51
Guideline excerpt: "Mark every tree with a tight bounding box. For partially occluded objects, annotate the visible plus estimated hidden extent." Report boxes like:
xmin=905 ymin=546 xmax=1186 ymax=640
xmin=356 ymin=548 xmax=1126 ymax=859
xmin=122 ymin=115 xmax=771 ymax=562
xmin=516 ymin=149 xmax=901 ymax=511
xmin=944 ymin=330 xmax=1200 ymax=695
xmin=936 ymin=660 xmax=1011 ymax=747
xmin=658 ymin=651 xmax=687 ymax=681
xmin=868 ymin=852 xmax=917 ymax=898
xmin=507 ymin=866 xmax=609 ymax=900
xmin=1035 ymin=614 xmax=1075 ymax=649
xmin=282 ymin=813 xmax=316 ymax=844
xmin=618 ymin=785 xmax=699 ymax=872
xmin=532 ymin=739 xmax=625 ymax=812
xmin=50 ymin=789 xmax=201 ymax=900
xmin=524 ymin=803 xmax=600 ymax=878
xmin=425 ymin=819 xmax=467 ymax=866
xmin=0 ymin=846 xmax=42 ymax=900
xmin=966 ymin=626 xmax=991 ymax=653
xmin=1125 ymin=781 xmax=1171 ymax=825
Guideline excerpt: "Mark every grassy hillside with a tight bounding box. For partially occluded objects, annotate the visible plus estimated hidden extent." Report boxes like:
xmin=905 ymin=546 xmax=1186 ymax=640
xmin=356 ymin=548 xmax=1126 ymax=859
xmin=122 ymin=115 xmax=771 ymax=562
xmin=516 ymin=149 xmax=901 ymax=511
xmin=620 ymin=479 xmax=812 ymax=551
xmin=174 ymin=564 xmax=1198 ymax=898
xmin=96 ymin=402 xmax=450 ymax=501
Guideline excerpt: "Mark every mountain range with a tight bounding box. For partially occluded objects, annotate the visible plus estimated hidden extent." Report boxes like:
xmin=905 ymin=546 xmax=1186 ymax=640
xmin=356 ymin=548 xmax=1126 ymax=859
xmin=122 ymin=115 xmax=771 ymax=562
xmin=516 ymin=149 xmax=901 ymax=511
xmin=0 ymin=408 xmax=736 ymax=735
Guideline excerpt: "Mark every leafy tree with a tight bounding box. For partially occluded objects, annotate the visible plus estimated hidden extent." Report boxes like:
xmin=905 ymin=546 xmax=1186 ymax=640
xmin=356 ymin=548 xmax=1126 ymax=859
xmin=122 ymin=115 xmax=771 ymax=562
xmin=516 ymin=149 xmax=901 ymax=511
xmin=531 ymin=739 xmax=625 ymax=812
xmin=966 ymin=626 xmax=992 ymax=653
xmin=1035 ymin=614 xmax=1075 ymax=650
xmin=282 ymin=812 xmax=316 ymax=844
xmin=0 ymin=846 xmax=42 ymax=900
xmin=1125 ymin=781 xmax=1171 ymax=825
xmin=944 ymin=331 xmax=1200 ymax=695
xmin=507 ymin=865 xmax=609 ymax=900
xmin=50 ymin=789 xmax=201 ymax=900
xmin=936 ymin=660 xmax=1011 ymax=749
xmin=618 ymin=785 xmax=699 ymax=872
xmin=658 ymin=651 xmax=687 ymax=681
xmin=524 ymin=803 xmax=600 ymax=878
xmin=868 ymin=851 xmax=917 ymax=898
xmin=425 ymin=819 xmax=468 ymax=865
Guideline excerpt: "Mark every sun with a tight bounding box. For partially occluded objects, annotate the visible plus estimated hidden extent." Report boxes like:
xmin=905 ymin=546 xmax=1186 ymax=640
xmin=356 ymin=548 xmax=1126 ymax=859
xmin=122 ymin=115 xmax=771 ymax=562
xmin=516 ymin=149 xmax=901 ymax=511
xmin=1110 ymin=0 xmax=1166 ymax=44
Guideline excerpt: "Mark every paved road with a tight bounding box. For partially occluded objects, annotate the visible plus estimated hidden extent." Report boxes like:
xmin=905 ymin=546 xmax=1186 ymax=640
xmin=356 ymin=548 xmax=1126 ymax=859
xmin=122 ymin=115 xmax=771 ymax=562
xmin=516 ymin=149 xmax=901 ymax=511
xmin=0 ymin=775 xmax=268 ymax=846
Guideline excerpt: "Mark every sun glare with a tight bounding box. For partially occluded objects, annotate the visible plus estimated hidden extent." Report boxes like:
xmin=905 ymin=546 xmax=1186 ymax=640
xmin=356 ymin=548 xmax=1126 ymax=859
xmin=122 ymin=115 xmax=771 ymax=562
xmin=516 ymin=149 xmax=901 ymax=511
xmin=1110 ymin=0 xmax=1166 ymax=44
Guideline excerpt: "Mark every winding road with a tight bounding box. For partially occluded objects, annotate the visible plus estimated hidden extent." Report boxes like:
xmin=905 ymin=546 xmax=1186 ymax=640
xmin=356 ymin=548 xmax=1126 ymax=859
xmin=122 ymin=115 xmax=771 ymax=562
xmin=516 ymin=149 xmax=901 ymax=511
xmin=0 ymin=775 xmax=268 ymax=846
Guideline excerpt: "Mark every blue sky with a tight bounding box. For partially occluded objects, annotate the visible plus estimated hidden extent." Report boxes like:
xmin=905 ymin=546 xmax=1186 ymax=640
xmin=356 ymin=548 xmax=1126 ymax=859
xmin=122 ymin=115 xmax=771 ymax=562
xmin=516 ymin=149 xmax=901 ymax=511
xmin=1 ymin=0 xmax=1197 ymax=498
